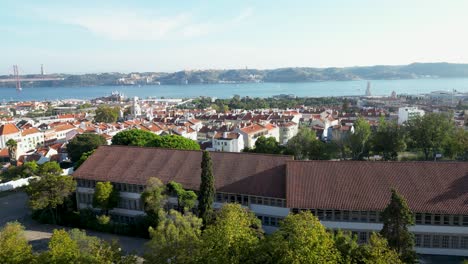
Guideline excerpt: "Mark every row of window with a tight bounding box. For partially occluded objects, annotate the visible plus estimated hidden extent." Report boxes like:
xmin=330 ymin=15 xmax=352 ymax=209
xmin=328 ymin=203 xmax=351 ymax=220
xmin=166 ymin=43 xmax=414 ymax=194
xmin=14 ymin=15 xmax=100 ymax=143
xmin=292 ymin=208 xmax=468 ymax=227
xmin=215 ymin=192 xmax=286 ymax=207
xmin=77 ymin=191 xmax=142 ymax=211
xmin=77 ymin=192 xmax=93 ymax=204
xmin=415 ymin=234 xmax=468 ymax=250
xmin=257 ymin=215 xmax=282 ymax=227
xmin=77 ymin=179 xmax=145 ymax=193
xmin=117 ymin=198 xmax=142 ymax=211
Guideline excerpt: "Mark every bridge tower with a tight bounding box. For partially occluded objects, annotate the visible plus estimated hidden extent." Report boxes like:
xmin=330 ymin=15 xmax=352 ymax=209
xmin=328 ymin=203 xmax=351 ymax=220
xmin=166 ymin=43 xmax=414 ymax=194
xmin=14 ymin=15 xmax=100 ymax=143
xmin=13 ymin=65 xmax=22 ymax=92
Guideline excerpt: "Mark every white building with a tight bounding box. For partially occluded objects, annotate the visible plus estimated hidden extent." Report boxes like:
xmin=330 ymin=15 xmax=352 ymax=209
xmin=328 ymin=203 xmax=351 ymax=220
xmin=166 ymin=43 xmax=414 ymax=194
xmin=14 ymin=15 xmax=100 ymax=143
xmin=0 ymin=123 xmax=21 ymax=150
xmin=211 ymin=132 xmax=244 ymax=152
xmin=278 ymin=122 xmax=299 ymax=144
xmin=398 ymin=107 xmax=425 ymax=125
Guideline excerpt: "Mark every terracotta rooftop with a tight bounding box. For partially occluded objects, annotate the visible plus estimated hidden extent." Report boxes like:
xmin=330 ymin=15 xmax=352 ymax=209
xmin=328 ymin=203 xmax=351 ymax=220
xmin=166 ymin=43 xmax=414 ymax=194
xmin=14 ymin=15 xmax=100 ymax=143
xmin=74 ymin=146 xmax=293 ymax=198
xmin=286 ymin=160 xmax=468 ymax=215
xmin=0 ymin=123 xmax=20 ymax=135
xmin=21 ymin=127 xmax=40 ymax=136
xmin=240 ymin=124 xmax=266 ymax=134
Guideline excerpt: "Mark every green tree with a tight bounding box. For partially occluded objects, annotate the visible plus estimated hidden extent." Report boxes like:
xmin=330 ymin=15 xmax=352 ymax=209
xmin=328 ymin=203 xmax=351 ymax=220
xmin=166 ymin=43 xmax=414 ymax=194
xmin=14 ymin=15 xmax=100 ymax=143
xmin=198 ymin=151 xmax=215 ymax=226
xmin=380 ymin=189 xmax=417 ymax=263
xmin=167 ymin=181 xmax=197 ymax=213
xmin=360 ymin=233 xmax=403 ymax=264
xmin=0 ymin=222 xmax=34 ymax=264
xmin=286 ymin=127 xmax=336 ymax=160
xmin=39 ymin=161 xmax=62 ymax=176
xmin=6 ymin=139 xmax=17 ymax=165
xmin=26 ymin=174 xmax=76 ymax=224
xmin=141 ymin=177 xmax=167 ymax=222
xmin=43 ymin=229 xmax=137 ymax=264
xmin=348 ymin=117 xmax=372 ymax=160
xmin=333 ymin=231 xmax=362 ymax=264
xmin=74 ymin=150 xmax=95 ymax=170
xmin=46 ymin=229 xmax=80 ymax=263
xmin=21 ymin=161 xmax=39 ymax=176
xmin=263 ymin=211 xmax=341 ymax=264
xmin=405 ymin=113 xmax=454 ymax=160
xmin=93 ymin=181 xmax=119 ymax=215
xmin=95 ymin=105 xmax=119 ymax=123
xmin=146 ymin=134 xmax=200 ymax=150
xmin=443 ymin=128 xmax=468 ymax=160
xmin=144 ymin=210 xmax=202 ymax=264
xmin=199 ymin=204 xmax=262 ymax=264
xmin=286 ymin=127 xmax=318 ymax=160
xmin=371 ymin=118 xmax=406 ymax=160
xmin=67 ymin=133 xmax=106 ymax=162
xmin=246 ymin=136 xmax=284 ymax=154
xmin=112 ymin=129 xmax=159 ymax=146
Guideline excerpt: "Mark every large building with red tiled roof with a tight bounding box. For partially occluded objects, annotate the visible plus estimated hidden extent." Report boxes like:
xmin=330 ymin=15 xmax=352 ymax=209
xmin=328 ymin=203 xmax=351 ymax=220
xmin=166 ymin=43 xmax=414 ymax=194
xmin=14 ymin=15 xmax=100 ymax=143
xmin=74 ymin=146 xmax=468 ymax=257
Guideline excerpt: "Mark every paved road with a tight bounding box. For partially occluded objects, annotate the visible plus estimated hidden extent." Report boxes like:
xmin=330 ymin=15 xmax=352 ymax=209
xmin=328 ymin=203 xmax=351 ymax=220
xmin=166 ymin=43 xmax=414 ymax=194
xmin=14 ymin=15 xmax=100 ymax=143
xmin=0 ymin=191 xmax=147 ymax=255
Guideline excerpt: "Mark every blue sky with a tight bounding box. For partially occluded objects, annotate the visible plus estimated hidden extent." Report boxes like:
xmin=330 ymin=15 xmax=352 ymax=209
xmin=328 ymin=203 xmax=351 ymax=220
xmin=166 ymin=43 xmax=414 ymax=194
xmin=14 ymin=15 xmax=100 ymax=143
xmin=1 ymin=0 xmax=468 ymax=74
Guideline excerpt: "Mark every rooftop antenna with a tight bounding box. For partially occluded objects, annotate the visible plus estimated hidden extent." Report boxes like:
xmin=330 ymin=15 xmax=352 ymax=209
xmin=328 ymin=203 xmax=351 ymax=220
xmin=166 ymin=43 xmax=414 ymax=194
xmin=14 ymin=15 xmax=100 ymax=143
xmin=13 ymin=65 xmax=22 ymax=92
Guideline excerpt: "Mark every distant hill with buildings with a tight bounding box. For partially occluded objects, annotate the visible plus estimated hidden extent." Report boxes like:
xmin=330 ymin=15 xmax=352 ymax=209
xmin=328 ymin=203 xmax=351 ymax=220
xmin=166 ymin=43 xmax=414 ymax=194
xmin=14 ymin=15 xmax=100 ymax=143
xmin=2 ymin=62 xmax=468 ymax=87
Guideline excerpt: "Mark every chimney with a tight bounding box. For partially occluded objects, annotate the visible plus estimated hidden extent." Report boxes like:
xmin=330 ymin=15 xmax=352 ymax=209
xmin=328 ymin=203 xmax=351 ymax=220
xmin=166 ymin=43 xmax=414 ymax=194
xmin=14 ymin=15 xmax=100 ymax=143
xmin=223 ymin=132 xmax=228 ymax=138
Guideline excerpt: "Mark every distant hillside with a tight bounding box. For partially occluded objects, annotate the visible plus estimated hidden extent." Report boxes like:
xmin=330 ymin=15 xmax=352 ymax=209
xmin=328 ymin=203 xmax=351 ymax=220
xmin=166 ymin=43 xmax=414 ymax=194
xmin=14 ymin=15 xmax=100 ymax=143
xmin=2 ymin=62 xmax=468 ymax=87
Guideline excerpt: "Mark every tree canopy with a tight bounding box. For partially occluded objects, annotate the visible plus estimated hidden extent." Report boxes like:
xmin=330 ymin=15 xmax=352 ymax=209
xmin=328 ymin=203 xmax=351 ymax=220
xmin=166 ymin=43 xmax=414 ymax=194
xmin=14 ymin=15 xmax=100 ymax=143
xmin=95 ymin=105 xmax=120 ymax=123
xmin=93 ymin=181 xmax=119 ymax=215
xmin=0 ymin=222 xmax=34 ymax=264
xmin=26 ymin=173 xmax=76 ymax=224
xmin=371 ymin=118 xmax=406 ymax=160
xmin=111 ymin=129 xmax=159 ymax=146
xmin=67 ymin=133 xmax=107 ymax=162
xmin=244 ymin=136 xmax=285 ymax=154
xmin=347 ymin=117 xmax=372 ymax=160
xmin=146 ymin=134 xmax=201 ymax=150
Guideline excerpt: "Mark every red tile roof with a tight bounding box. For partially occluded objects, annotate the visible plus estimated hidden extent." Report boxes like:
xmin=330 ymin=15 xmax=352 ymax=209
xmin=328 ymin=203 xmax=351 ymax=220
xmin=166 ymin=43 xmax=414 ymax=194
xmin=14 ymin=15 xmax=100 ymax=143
xmin=74 ymin=146 xmax=293 ymax=198
xmin=0 ymin=124 xmax=20 ymax=135
xmin=286 ymin=160 xmax=468 ymax=214
xmin=21 ymin=127 xmax=40 ymax=136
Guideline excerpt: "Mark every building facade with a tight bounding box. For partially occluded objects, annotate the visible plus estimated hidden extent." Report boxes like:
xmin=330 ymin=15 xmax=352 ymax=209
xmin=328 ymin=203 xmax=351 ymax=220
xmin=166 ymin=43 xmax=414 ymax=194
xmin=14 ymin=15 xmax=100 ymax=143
xmin=73 ymin=146 xmax=468 ymax=257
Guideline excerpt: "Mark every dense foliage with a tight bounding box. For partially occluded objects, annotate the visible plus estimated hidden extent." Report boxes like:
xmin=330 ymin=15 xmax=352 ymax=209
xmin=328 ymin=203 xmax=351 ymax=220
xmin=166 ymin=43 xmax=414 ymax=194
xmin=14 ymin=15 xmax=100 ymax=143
xmin=67 ymin=133 xmax=107 ymax=162
xmin=93 ymin=181 xmax=120 ymax=215
xmin=94 ymin=105 xmax=120 ymax=123
xmin=112 ymin=129 xmax=200 ymax=150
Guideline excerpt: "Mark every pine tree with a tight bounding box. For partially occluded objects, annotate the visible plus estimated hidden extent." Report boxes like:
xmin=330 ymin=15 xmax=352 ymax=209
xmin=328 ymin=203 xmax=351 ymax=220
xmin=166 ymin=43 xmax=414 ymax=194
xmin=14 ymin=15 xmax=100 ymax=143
xmin=380 ymin=189 xmax=417 ymax=263
xmin=198 ymin=151 xmax=215 ymax=226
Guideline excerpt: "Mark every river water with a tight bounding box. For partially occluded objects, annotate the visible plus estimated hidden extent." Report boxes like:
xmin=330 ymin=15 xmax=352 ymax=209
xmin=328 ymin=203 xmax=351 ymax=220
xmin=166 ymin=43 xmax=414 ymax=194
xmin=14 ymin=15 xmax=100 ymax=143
xmin=1 ymin=78 xmax=468 ymax=101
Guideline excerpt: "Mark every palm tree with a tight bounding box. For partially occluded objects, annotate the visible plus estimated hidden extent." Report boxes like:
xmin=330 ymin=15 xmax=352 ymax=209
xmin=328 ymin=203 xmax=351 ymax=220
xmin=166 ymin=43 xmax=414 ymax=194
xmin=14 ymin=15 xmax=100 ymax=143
xmin=6 ymin=139 xmax=17 ymax=165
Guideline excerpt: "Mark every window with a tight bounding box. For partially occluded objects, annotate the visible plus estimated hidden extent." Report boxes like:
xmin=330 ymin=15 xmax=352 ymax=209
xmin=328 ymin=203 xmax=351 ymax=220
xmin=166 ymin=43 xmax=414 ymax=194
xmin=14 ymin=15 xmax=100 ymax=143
xmin=360 ymin=211 xmax=368 ymax=222
xmin=325 ymin=210 xmax=333 ymax=221
xmin=442 ymin=236 xmax=450 ymax=248
xmin=243 ymin=196 xmax=249 ymax=205
xmin=216 ymin=193 xmax=223 ymax=202
xmin=451 ymin=236 xmax=459 ymax=249
xmin=415 ymin=234 xmax=422 ymax=247
xmin=415 ymin=213 xmax=422 ymax=224
xmin=335 ymin=210 xmax=342 ymax=221
xmin=351 ymin=211 xmax=360 ymax=222
xmin=461 ymin=237 xmax=468 ymax=249
xmin=343 ymin=211 xmax=350 ymax=221
xmin=453 ymin=215 xmax=460 ymax=226
xmin=463 ymin=216 xmax=468 ymax=226
xmin=270 ymin=217 xmax=278 ymax=227
xmin=424 ymin=214 xmax=432 ymax=225
xmin=434 ymin=214 xmax=441 ymax=225
xmin=443 ymin=215 xmax=450 ymax=225
xmin=432 ymin=235 xmax=441 ymax=248
xmin=317 ymin=209 xmax=324 ymax=220
xmin=423 ymin=235 xmax=431 ymax=248
xmin=369 ymin=211 xmax=377 ymax=223
xmin=359 ymin=232 xmax=368 ymax=243
xmin=292 ymin=208 xmax=299 ymax=214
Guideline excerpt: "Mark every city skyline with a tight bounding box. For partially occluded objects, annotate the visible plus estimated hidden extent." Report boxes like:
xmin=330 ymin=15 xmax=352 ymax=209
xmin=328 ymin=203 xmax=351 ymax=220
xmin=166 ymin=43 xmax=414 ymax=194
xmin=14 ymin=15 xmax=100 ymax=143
xmin=2 ymin=0 xmax=468 ymax=74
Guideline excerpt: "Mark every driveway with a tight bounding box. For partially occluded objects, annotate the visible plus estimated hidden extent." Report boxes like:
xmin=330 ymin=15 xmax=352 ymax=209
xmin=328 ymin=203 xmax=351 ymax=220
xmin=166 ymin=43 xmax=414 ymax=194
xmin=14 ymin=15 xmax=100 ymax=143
xmin=0 ymin=191 xmax=147 ymax=255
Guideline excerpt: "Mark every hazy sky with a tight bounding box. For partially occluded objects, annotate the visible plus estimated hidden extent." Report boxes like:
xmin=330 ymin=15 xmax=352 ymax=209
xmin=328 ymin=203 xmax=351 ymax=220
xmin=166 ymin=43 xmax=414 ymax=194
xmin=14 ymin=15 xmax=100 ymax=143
xmin=1 ymin=0 xmax=468 ymax=74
